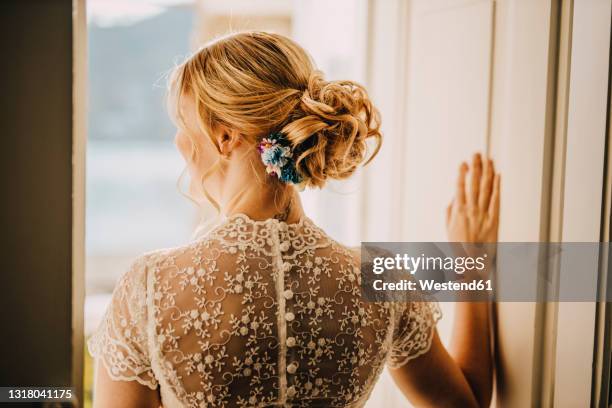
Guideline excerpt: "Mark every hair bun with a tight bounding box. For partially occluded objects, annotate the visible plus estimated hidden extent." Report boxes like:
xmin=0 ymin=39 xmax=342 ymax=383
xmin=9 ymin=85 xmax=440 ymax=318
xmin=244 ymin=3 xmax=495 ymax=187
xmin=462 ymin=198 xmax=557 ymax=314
xmin=281 ymin=70 xmax=382 ymax=188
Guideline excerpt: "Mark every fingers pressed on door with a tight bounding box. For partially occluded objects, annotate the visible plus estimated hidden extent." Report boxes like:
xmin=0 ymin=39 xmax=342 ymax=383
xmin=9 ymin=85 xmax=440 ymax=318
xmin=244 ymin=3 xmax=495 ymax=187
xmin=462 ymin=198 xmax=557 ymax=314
xmin=469 ymin=153 xmax=482 ymax=210
xmin=479 ymin=158 xmax=494 ymax=212
xmin=456 ymin=162 xmax=468 ymax=208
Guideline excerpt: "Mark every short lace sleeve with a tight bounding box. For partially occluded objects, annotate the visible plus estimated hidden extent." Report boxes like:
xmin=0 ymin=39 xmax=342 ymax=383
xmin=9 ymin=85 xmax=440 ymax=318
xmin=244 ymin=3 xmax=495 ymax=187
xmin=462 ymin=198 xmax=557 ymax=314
xmin=87 ymin=255 xmax=158 ymax=389
xmin=387 ymin=297 xmax=442 ymax=369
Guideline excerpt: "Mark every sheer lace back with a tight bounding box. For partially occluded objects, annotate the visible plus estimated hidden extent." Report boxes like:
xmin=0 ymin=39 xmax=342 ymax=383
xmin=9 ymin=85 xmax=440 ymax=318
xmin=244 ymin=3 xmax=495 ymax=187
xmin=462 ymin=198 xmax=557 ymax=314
xmin=88 ymin=214 xmax=441 ymax=407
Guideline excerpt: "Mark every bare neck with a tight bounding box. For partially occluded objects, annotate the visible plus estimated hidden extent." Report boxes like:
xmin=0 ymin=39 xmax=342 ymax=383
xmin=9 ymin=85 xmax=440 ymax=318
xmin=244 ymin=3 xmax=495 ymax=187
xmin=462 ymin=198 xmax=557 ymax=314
xmin=221 ymin=182 xmax=305 ymax=224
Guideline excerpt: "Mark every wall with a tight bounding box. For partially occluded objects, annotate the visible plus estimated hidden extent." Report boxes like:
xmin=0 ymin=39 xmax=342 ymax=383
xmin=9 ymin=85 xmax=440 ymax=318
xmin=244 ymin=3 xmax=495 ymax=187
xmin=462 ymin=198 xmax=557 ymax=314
xmin=0 ymin=0 xmax=77 ymax=397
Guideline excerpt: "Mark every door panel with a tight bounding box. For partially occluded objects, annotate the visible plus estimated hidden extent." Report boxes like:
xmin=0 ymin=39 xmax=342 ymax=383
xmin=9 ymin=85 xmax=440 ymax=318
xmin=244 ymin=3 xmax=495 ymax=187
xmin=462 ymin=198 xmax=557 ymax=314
xmin=401 ymin=0 xmax=492 ymax=243
xmin=374 ymin=0 xmax=557 ymax=406
xmin=554 ymin=1 xmax=612 ymax=406
xmin=364 ymin=0 xmax=494 ymax=405
xmin=489 ymin=1 xmax=556 ymax=407
xmin=401 ymin=3 xmax=494 ymax=398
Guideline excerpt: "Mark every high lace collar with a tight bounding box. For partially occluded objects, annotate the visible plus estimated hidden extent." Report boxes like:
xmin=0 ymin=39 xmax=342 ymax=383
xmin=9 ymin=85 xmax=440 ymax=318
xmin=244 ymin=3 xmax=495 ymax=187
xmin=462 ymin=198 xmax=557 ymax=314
xmin=196 ymin=211 xmax=332 ymax=259
xmin=191 ymin=211 xmax=322 ymax=244
xmin=220 ymin=212 xmax=314 ymax=229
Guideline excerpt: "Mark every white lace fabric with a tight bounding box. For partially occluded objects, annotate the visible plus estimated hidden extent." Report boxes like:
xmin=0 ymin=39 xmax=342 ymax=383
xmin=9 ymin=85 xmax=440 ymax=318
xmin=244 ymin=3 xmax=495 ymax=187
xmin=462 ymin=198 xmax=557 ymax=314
xmin=88 ymin=214 xmax=442 ymax=407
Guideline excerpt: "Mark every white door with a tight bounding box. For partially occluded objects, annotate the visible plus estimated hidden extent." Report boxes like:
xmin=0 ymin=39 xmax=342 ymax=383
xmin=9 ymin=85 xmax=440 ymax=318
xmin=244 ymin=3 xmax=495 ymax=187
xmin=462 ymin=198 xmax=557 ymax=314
xmin=363 ymin=0 xmax=611 ymax=406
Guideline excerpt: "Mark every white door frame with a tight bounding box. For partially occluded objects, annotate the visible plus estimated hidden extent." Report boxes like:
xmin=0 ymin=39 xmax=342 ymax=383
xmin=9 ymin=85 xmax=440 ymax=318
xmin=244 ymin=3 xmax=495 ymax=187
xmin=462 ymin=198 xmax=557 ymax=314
xmin=550 ymin=1 xmax=611 ymax=407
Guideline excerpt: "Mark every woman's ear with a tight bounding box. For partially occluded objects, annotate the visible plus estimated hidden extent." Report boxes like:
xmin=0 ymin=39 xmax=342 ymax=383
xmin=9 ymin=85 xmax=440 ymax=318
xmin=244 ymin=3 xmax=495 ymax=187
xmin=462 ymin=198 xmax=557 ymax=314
xmin=216 ymin=127 xmax=242 ymax=157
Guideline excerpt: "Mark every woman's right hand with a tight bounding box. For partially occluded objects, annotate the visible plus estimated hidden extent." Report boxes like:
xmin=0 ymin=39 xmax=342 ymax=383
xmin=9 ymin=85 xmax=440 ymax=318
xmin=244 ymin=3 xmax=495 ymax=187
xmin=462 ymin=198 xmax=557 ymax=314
xmin=446 ymin=152 xmax=500 ymax=243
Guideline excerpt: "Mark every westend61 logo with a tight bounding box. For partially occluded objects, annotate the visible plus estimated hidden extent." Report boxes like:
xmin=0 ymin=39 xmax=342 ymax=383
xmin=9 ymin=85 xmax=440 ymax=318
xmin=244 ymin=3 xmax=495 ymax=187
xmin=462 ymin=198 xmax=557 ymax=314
xmin=360 ymin=242 xmax=495 ymax=302
xmin=360 ymin=242 xmax=612 ymax=302
xmin=366 ymin=248 xmax=493 ymax=296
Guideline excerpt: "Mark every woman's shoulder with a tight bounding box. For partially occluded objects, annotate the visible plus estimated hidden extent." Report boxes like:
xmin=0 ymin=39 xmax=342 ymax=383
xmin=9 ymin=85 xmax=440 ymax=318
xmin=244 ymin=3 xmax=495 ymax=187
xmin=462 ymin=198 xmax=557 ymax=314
xmin=129 ymin=213 xmax=357 ymax=279
xmin=126 ymin=218 xmax=252 ymax=279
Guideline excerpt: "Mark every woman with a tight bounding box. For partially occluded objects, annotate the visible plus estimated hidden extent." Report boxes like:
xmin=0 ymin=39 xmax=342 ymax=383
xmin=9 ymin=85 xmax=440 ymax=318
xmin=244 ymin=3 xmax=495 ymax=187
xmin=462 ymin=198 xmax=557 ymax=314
xmin=88 ymin=31 xmax=499 ymax=408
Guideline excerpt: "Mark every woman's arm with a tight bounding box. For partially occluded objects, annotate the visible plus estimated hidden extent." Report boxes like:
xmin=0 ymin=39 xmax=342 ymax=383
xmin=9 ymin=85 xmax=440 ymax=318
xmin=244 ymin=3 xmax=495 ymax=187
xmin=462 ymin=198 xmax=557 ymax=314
xmin=93 ymin=360 xmax=161 ymax=408
xmin=389 ymin=153 xmax=499 ymax=407
xmin=389 ymin=329 xmax=480 ymax=407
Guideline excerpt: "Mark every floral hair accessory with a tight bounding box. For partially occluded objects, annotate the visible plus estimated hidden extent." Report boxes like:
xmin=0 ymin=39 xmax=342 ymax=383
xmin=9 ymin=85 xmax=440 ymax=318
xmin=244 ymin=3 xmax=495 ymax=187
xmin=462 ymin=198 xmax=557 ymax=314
xmin=257 ymin=132 xmax=303 ymax=185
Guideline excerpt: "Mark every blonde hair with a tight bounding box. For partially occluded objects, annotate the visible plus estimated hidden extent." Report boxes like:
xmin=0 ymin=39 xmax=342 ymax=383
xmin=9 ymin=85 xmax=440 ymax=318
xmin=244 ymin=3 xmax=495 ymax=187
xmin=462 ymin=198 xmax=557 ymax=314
xmin=167 ymin=31 xmax=382 ymax=206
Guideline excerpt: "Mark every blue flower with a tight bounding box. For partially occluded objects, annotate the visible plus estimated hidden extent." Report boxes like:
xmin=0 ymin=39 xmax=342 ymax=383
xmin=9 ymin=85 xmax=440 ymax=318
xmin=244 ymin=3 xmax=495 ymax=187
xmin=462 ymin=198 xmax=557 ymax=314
xmin=261 ymin=144 xmax=291 ymax=167
xmin=280 ymin=164 xmax=302 ymax=184
xmin=257 ymin=132 xmax=303 ymax=185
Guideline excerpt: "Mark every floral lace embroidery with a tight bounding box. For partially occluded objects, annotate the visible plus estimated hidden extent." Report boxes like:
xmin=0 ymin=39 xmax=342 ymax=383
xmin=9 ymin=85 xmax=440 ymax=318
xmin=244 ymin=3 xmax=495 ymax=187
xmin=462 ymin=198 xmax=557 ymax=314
xmin=87 ymin=255 xmax=158 ymax=390
xmin=88 ymin=214 xmax=441 ymax=407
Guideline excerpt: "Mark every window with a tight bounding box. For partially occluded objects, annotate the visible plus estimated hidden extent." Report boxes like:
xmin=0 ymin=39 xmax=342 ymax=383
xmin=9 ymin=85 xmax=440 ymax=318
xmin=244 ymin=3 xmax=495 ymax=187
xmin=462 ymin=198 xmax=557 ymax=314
xmin=84 ymin=0 xmax=372 ymax=404
xmin=84 ymin=1 xmax=197 ymax=404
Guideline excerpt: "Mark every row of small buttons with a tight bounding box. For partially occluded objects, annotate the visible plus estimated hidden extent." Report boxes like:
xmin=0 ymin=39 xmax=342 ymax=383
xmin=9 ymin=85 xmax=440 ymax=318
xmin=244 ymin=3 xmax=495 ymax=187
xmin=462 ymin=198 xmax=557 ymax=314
xmin=287 ymin=361 xmax=299 ymax=374
xmin=279 ymin=231 xmax=296 ymax=399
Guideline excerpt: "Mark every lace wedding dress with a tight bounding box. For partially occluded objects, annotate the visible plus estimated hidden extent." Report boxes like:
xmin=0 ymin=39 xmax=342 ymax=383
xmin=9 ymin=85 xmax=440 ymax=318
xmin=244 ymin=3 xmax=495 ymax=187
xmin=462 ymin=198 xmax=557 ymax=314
xmin=88 ymin=214 xmax=441 ymax=407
